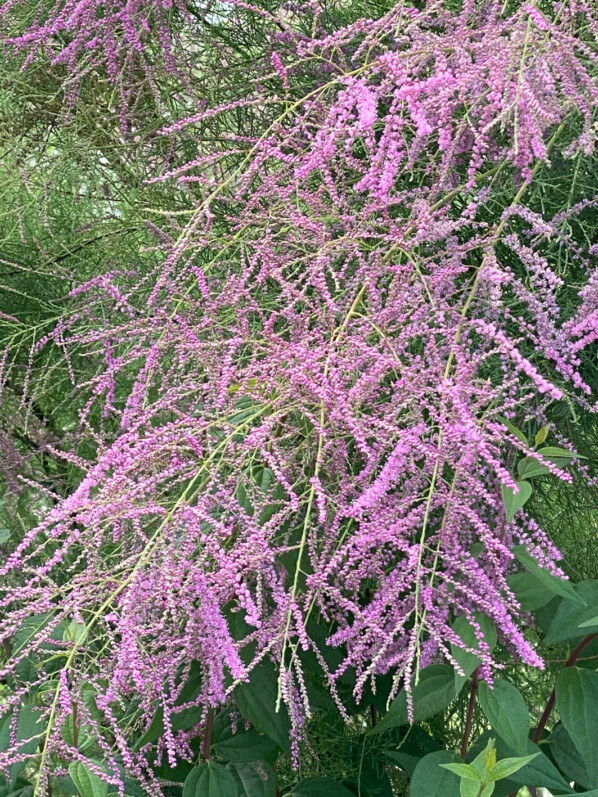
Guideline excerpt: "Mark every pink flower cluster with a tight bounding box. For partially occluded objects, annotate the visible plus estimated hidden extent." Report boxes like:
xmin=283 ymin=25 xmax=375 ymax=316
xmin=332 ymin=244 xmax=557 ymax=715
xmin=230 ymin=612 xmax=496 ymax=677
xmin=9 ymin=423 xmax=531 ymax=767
xmin=1 ymin=0 xmax=598 ymax=790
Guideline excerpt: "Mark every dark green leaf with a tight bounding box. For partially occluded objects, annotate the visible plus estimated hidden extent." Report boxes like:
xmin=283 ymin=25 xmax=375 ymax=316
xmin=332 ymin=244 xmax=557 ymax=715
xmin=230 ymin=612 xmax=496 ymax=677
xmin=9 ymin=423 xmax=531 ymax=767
xmin=234 ymin=661 xmax=291 ymax=754
xmin=68 ymin=763 xmax=108 ymax=797
xmin=291 ymin=778 xmax=355 ymax=796
xmin=496 ymin=417 xmax=527 ymax=446
xmin=451 ymin=614 xmax=497 ymax=689
xmin=578 ymin=604 xmax=598 ymax=628
xmin=371 ymin=665 xmax=459 ymax=734
xmin=507 ymin=573 xmax=554 ymax=611
xmin=502 ymin=482 xmax=532 ymax=521
xmin=0 ymin=706 xmax=44 ymax=784
xmin=512 ymin=547 xmax=583 ymax=604
xmin=478 ymin=680 xmax=530 ymax=754
xmin=214 ymin=727 xmax=279 ymax=764
xmin=409 ymin=751 xmax=461 ymax=797
xmin=536 ymin=581 xmax=598 ymax=643
xmin=227 ymin=761 xmax=276 ymax=797
xmin=0 ymin=777 xmax=34 ymax=797
xmin=549 ymin=722 xmax=593 ymax=790
xmin=555 ymin=667 xmax=598 ymax=788
xmin=182 ymin=763 xmax=238 ymax=797
xmin=382 ymin=751 xmax=420 ymax=777
xmin=500 ymin=742 xmax=573 ymax=793
xmin=517 ymin=458 xmax=550 ymax=480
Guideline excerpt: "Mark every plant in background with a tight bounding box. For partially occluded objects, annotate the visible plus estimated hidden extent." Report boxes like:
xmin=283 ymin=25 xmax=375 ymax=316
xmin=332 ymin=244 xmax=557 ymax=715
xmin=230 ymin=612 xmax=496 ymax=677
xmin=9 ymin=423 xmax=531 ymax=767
xmin=0 ymin=0 xmax=598 ymax=795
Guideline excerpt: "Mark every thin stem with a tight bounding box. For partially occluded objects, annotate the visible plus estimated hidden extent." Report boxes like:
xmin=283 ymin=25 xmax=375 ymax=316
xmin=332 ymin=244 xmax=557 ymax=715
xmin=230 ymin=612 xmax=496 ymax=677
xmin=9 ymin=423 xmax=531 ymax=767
xmin=532 ymin=633 xmax=597 ymax=743
xmin=201 ymin=710 xmax=214 ymax=763
xmin=461 ymin=668 xmax=480 ymax=758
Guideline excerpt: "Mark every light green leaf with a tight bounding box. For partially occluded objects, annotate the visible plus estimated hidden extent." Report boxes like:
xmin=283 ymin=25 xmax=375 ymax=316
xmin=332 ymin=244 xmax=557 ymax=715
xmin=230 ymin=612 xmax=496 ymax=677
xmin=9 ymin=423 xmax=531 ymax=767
xmin=0 ymin=529 xmax=10 ymax=544
xmin=487 ymin=753 xmax=539 ymax=782
xmin=460 ymin=781 xmax=494 ymax=797
xmin=439 ymin=763 xmax=482 ymax=781
xmin=501 ymin=481 xmax=532 ymax=521
xmin=534 ymin=426 xmax=549 ymax=447
xmin=536 ymin=446 xmax=583 ymax=459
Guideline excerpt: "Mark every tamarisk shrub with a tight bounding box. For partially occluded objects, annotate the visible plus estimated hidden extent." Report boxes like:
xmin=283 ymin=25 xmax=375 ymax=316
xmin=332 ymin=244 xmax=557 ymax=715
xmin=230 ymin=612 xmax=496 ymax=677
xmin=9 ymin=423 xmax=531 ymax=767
xmin=1 ymin=0 xmax=598 ymax=793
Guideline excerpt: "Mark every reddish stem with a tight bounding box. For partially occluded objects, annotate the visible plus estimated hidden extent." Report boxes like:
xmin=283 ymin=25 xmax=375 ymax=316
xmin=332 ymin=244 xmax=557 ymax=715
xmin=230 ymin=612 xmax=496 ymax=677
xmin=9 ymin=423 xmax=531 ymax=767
xmin=532 ymin=633 xmax=597 ymax=744
xmin=461 ymin=668 xmax=479 ymax=758
xmin=201 ymin=710 xmax=214 ymax=763
xmin=370 ymin=704 xmax=378 ymax=728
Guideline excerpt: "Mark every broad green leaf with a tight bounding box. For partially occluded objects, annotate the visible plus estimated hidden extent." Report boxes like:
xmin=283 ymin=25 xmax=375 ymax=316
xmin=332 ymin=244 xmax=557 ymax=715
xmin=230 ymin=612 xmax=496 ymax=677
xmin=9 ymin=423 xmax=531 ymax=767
xmin=512 ymin=547 xmax=583 ymax=604
xmin=467 ymin=737 xmax=573 ymax=794
xmin=536 ymin=582 xmax=598 ymax=643
xmin=469 ymin=739 xmax=495 ymax=780
xmin=439 ymin=763 xmax=482 ymax=781
xmin=536 ymin=446 xmax=583 ymax=460
xmin=578 ymin=603 xmax=598 ymax=628
xmin=487 ymin=753 xmax=539 ymax=781
xmin=354 ymin=768 xmax=393 ymax=797
xmin=291 ymin=778 xmax=355 ymax=796
xmin=234 ymin=661 xmax=291 ymax=753
xmin=501 ymin=481 xmax=532 ymax=521
xmin=0 ymin=706 xmax=44 ymax=784
xmin=382 ymin=750 xmax=421 ymax=777
xmin=517 ymin=458 xmax=550 ymax=480
xmin=451 ymin=614 xmax=497 ymax=689
xmin=182 ymin=763 xmax=238 ymax=797
xmin=0 ymin=529 xmax=10 ymax=543
xmin=478 ymin=680 xmax=530 ymax=754
xmin=410 ymin=751 xmax=461 ymax=797
xmin=213 ymin=727 xmax=279 ymax=764
xmin=460 ymin=781 xmax=494 ymax=797
xmin=505 ymin=742 xmax=573 ymax=793
xmin=227 ymin=761 xmax=276 ymax=797
xmin=0 ymin=777 xmax=34 ymax=797
xmin=371 ymin=665 xmax=459 ymax=734
xmin=68 ymin=762 xmax=108 ymax=797
xmin=507 ymin=573 xmax=554 ymax=611
xmin=555 ymin=667 xmax=598 ymax=788
xmin=549 ymin=722 xmax=593 ymax=790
